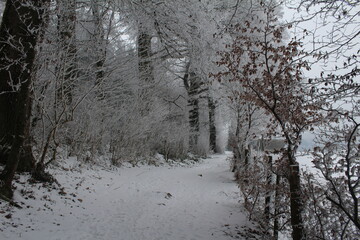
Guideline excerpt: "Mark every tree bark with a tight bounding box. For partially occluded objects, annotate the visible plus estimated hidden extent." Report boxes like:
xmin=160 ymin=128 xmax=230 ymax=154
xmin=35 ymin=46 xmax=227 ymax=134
xmin=91 ymin=0 xmax=109 ymax=100
xmin=0 ymin=0 xmax=48 ymax=198
xmin=288 ymin=162 xmax=305 ymax=240
xmin=0 ymin=97 xmax=35 ymax=172
xmin=56 ymin=0 xmax=77 ymax=106
xmin=208 ymin=96 xmax=217 ymax=152
xmin=0 ymin=0 xmax=40 ymax=172
xmin=231 ymin=108 xmax=242 ymax=173
xmin=186 ymin=71 xmax=201 ymax=153
xmin=138 ymin=22 xmax=153 ymax=113
xmin=188 ymin=96 xmax=199 ymax=152
xmin=264 ymin=156 xmax=273 ymax=222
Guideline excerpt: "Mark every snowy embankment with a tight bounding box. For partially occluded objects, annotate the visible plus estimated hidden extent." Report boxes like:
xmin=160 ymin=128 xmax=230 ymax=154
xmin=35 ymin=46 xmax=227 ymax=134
xmin=0 ymin=153 xmax=259 ymax=240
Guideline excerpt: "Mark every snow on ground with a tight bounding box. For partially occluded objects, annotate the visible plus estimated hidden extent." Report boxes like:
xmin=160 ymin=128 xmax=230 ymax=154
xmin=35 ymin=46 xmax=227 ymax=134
xmin=0 ymin=153 xmax=259 ymax=240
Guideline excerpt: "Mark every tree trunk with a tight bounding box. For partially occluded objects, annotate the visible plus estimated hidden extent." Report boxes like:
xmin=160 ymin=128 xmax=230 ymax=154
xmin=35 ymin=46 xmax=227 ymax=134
xmin=56 ymin=0 xmax=77 ymax=106
xmin=91 ymin=0 xmax=108 ymax=100
xmin=288 ymin=162 xmax=305 ymax=240
xmin=138 ymin=22 xmax=153 ymax=113
xmin=0 ymin=0 xmax=40 ymax=172
xmin=208 ymin=96 xmax=217 ymax=152
xmin=264 ymin=156 xmax=273 ymax=223
xmin=187 ymin=71 xmax=201 ymax=153
xmin=231 ymin=109 xmax=242 ymax=173
xmin=0 ymin=0 xmax=48 ymax=198
xmin=0 ymin=94 xmax=35 ymax=172
xmin=188 ymin=97 xmax=200 ymax=152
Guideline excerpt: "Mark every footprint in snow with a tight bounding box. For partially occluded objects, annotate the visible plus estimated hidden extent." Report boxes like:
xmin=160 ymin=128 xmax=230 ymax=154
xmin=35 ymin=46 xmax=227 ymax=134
xmin=165 ymin=192 xmax=172 ymax=199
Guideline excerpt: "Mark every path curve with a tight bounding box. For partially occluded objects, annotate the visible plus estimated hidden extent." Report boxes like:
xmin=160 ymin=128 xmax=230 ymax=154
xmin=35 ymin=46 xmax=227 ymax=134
xmin=1 ymin=153 xmax=253 ymax=240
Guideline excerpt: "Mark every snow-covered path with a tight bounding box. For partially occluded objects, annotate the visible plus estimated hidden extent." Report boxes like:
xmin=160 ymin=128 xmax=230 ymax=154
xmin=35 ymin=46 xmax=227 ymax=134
xmin=1 ymin=154 xmax=254 ymax=240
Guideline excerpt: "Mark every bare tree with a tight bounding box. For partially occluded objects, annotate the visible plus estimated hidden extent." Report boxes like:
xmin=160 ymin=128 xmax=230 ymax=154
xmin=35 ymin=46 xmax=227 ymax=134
xmin=214 ymin=1 xmax=321 ymax=238
xmin=283 ymin=0 xmax=360 ymax=238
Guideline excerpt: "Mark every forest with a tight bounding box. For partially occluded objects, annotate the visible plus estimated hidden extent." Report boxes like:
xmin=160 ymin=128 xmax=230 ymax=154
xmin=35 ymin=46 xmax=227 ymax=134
xmin=0 ymin=0 xmax=359 ymax=239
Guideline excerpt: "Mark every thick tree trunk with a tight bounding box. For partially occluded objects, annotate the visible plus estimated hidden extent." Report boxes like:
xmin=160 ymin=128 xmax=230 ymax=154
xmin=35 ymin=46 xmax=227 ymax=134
xmin=0 ymin=95 xmax=35 ymax=172
xmin=138 ymin=23 xmax=153 ymax=113
xmin=284 ymin=143 xmax=305 ymax=239
xmin=288 ymin=163 xmax=305 ymax=240
xmin=0 ymin=72 xmax=32 ymax=198
xmin=208 ymin=96 xmax=217 ymax=152
xmin=0 ymin=0 xmax=48 ymax=198
xmin=56 ymin=0 xmax=77 ymax=106
xmin=16 ymin=135 xmax=36 ymax=172
xmin=91 ymin=0 xmax=108 ymax=100
xmin=0 ymin=0 xmax=37 ymax=172
xmin=182 ymin=62 xmax=204 ymax=153
xmin=188 ymin=97 xmax=200 ymax=151
xmin=138 ymin=30 xmax=153 ymax=83
xmin=187 ymin=72 xmax=201 ymax=153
